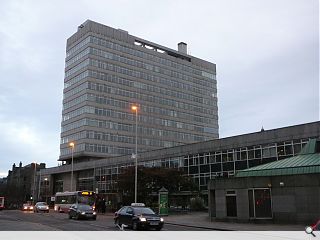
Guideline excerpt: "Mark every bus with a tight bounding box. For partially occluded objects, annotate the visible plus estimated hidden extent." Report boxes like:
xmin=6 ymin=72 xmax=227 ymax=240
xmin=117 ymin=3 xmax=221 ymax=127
xmin=0 ymin=197 xmax=4 ymax=210
xmin=54 ymin=191 xmax=96 ymax=213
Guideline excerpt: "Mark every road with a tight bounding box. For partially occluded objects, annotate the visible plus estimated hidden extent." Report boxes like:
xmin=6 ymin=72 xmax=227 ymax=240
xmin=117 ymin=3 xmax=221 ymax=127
xmin=0 ymin=210 xmax=208 ymax=231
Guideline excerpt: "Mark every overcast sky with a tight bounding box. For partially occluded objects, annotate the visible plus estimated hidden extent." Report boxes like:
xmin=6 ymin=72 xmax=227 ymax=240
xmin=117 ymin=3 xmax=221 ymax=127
xmin=0 ymin=0 xmax=318 ymax=177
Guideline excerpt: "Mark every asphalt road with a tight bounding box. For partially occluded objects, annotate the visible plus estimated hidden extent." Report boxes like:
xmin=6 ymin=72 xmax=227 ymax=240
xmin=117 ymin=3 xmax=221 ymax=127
xmin=0 ymin=210 xmax=207 ymax=231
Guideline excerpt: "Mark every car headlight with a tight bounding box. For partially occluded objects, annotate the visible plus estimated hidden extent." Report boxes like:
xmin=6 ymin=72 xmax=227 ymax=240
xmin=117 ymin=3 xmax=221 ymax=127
xmin=139 ymin=217 xmax=147 ymax=222
xmin=24 ymin=207 xmax=27 ymax=209
xmin=81 ymin=212 xmax=86 ymax=215
xmin=93 ymin=212 xmax=96 ymax=215
xmin=30 ymin=207 xmax=33 ymax=209
xmin=160 ymin=218 xmax=164 ymax=222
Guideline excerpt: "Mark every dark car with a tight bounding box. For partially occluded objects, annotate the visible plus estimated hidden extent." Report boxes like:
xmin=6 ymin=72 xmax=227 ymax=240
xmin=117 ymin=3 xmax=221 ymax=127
xmin=114 ymin=203 xmax=164 ymax=230
xmin=34 ymin=202 xmax=49 ymax=213
xmin=68 ymin=204 xmax=97 ymax=220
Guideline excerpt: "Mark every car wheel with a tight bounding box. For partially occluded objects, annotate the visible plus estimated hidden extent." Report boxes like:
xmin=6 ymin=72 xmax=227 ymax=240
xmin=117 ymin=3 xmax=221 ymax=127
xmin=68 ymin=214 xmax=72 ymax=219
xmin=93 ymin=216 xmax=97 ymax=220
xmin=132 ymin=221 xmax=138 ymax=230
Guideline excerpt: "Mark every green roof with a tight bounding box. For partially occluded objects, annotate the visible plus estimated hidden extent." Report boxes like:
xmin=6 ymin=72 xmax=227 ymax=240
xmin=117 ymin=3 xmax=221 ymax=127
xmin=236 ymin=139 xmax=320 ymax=177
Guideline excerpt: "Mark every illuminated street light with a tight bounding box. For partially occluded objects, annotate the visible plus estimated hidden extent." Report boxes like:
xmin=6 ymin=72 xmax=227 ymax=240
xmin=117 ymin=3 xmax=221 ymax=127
xmin=131 ymin=105 xmax=138 ymax=203
xmin=69 ymin=142 xmax=75 ymax=191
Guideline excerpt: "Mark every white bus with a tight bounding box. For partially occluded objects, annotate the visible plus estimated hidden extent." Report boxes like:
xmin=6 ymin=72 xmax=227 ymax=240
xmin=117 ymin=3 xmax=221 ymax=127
xmin=54 ymin=191 xmax=96 ymax=213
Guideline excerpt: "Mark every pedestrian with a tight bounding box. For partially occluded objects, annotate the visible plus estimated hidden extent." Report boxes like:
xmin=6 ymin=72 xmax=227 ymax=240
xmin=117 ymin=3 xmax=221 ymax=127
xmin=102 ymin=199 xmax=106 ymax=213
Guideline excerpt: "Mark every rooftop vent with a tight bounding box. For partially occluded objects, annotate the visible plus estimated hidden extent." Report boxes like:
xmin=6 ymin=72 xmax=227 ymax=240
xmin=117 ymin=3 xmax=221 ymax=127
xmin=178 ymin=42 xmax=187 ymax=54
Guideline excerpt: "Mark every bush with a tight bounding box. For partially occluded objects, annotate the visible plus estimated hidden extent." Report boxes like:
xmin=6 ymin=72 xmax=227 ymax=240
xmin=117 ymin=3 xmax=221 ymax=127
xmin=190 ymin=196 xmax=205 ymax=211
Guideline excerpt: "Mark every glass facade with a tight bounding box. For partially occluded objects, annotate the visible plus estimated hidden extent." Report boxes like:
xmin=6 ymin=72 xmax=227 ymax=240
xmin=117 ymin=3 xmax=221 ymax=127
xmin=60 ymin=21 xmax=218 ymax=161
xmin=65 ymin=137 xmax=311 ymax=194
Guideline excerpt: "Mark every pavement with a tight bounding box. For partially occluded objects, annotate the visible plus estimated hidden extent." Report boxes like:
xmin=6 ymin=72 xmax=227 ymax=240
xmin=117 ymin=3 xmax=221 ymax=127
xmin=160 ymin=211 xmax=307 ymax=231
xmin=98 ymin=211 xmax=307 ymax=231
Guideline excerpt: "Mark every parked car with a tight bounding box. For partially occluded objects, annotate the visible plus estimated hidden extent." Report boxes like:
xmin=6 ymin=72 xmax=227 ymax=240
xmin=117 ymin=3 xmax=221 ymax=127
xmin=68 ymin=204 xmax=97 ymax=220
xmin=22 ymin=203 xmax=34 ymax=211
xmin=114 ymin=203 xmax=164 ymax=230
xmin=34 ymin=202 xmax=49 ymax=213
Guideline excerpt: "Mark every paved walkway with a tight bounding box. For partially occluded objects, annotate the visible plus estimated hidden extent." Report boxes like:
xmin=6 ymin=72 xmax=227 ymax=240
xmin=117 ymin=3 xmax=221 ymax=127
xmin=163 ymin=212 xmax=307 ymax=231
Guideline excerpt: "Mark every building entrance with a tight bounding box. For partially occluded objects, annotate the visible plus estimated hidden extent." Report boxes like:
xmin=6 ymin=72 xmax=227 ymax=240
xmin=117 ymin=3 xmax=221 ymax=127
xmin=248 ymin=188 xmax=272 ymax=219
xmin=226 ymin=191 xmax=237 ymax=217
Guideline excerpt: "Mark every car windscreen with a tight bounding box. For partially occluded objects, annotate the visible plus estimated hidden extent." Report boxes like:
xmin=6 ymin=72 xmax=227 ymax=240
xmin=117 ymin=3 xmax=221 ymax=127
xmin=37 ymin=202 xmax=47 ymax=206
xmin=134 ymin=207 xmax=155 ymax=215
xmin=77 ymin=205 xmax=92 ymax=211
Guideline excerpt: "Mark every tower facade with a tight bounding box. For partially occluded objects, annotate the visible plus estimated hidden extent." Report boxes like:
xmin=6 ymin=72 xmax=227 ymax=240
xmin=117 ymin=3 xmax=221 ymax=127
xmin=60 ymin=20 xmax=218 ymax=163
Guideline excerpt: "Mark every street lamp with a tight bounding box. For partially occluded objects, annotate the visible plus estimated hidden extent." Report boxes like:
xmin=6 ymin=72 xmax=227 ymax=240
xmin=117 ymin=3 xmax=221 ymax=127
xmin=69 ymin=142 xmax=75 ymax=191
xmin=131 ymin=105 xmax=138 ymax=203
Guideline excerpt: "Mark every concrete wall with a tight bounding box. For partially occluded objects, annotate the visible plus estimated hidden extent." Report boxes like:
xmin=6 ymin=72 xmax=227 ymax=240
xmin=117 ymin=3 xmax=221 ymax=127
xmin=270 ymin=175 xmax=320 ymax=223
xmin=237 ymin=189 xmax=249 ymax=221
xmin=209 ymin=174 xmax=320 ymax=224
xmin=215 ymin=189 xmax=226 ymax=219
xmin=61 ymin=172 xmax=77 ymax=192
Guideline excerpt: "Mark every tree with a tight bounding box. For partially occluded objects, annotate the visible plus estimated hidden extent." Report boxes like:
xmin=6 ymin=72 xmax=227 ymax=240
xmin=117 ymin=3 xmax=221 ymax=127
xmin=117 ymin=166 xmax=198 ymax=206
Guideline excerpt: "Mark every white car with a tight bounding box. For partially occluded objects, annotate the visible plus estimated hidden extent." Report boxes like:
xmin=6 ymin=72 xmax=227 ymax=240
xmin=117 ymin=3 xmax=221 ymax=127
xmin=34 ymin=202 xmax=49 ymax=213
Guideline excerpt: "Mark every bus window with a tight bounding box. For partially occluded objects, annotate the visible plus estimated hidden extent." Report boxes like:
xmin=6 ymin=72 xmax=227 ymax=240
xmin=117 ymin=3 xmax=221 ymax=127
xmin=78 ymin=195 xmax=95 ymax=206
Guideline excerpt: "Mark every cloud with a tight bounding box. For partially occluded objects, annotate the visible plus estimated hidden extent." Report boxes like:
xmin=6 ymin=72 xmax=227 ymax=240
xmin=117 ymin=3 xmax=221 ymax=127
xmin=0 ymin=172 xmax=7 ymax=178
xmin=0 ymin=0 xmax=318 ymax=176
xmin=0 ymin=118 xmax=60 ymax=170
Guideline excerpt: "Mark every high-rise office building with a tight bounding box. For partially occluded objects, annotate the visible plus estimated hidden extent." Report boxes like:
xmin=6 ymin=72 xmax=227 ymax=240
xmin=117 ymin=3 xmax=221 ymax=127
xmin=60 ymin=20 xmax=218 ymax=164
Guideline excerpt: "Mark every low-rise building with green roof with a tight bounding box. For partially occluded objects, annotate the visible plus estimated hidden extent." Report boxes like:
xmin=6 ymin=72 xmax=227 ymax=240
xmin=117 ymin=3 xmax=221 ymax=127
xmin=208 ymin=139 xmax=320 ymax=224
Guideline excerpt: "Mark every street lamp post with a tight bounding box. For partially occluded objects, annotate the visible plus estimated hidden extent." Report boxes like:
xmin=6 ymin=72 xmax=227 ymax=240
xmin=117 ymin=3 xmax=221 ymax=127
xmin=44 ymin=178 xmax=48 ymax=204
xmin=38 ymin=170 xmax=41 ymax=201
xmin=69 ymin=142 xmax=75 ymax=191
xmin=131 ymin=105 xmax=138 ymax=203
xmin=33 ymin=162 xmax=37 ymax=204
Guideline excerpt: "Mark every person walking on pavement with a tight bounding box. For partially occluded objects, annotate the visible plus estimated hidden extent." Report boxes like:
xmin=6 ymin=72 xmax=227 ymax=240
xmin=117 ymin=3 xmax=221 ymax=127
xmin=102 ymin=199 xmax=106 ymax=213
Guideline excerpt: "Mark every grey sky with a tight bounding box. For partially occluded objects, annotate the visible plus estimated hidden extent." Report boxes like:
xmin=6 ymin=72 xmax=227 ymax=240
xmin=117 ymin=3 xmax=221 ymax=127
xmin=0 ymin=0 xmax=318 ymax=177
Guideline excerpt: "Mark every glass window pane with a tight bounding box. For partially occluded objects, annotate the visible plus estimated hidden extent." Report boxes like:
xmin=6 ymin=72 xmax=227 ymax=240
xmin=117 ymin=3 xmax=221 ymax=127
xmin=254 ymin=189 xmax=272 ymax=218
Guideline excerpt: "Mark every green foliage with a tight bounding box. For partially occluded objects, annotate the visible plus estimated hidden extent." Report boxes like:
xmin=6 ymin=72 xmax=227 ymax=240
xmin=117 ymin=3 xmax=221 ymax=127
xmin=190 ymin=196 xmax=205 ymax=211
xmin=117 ymin=166 xmax=197 ymax=205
